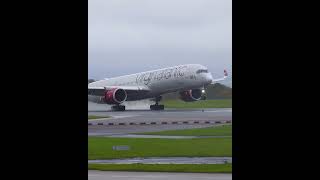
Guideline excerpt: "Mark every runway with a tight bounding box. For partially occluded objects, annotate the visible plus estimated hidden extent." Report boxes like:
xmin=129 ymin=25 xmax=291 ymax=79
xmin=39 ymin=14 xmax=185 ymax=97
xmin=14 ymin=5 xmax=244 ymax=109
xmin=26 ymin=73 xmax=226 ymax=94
xmin=88 ymin=171 xmax=232 ymax=180
xmin=88 ymin=109 xmax=232 ymax=123
xmin=102 ymin=134 xmax=232 ymax=139
xmin=88 ymin=102 xmax=232 ymax=136
xmin=88 ymin=157 xmax=232 ymax=164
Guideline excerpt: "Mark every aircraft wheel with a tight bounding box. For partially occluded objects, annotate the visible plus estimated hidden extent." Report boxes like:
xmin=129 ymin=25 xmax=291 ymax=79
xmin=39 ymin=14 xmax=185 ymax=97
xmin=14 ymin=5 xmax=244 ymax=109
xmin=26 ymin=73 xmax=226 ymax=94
xmin=150 ymin=104 xmax=164 ymax=110
xmin=111 ymin=105 xmax=126 ymax=111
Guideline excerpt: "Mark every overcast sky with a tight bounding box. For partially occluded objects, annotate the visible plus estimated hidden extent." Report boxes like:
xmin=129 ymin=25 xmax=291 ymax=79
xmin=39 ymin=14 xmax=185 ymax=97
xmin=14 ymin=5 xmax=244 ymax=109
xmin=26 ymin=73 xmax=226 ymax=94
xmin=89 ymin=0 xmax=232 ymax=86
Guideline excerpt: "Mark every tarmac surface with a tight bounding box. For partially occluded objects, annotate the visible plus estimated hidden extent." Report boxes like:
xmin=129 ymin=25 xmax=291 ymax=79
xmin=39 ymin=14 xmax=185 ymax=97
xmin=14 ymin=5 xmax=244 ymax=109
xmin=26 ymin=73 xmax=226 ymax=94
xmin=102 ymin=134 xmax=232 ymax=139
xmin=88 ymin=171 xmax=232 ymax=180
xmin=88 ymin=109 xmax=232 ymax=124
xmin=88 ymin=102 xmax=232 ymax=136
xmin=88 ymin=157 xmax=232 ymax=164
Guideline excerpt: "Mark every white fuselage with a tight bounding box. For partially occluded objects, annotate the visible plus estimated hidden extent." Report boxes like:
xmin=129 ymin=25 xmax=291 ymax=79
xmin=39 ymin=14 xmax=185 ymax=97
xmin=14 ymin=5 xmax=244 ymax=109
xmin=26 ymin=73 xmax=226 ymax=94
xmin=88 ymin=64 xmax=213 ymax=100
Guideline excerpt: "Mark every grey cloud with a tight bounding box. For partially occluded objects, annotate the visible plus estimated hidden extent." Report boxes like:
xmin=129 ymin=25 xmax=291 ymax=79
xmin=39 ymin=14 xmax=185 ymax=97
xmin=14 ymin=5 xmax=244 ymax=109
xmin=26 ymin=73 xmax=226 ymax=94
xmin=89 ymin=0 xmax=232 ymax=86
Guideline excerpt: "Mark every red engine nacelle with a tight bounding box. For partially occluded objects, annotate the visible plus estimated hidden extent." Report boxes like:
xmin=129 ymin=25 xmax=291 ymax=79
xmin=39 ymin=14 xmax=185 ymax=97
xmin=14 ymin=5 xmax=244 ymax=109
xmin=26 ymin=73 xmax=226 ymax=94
xmin=104 ymin=88 xmax=127 ymax=104
xmin=179 ymin=89 xmax=202 ymax=102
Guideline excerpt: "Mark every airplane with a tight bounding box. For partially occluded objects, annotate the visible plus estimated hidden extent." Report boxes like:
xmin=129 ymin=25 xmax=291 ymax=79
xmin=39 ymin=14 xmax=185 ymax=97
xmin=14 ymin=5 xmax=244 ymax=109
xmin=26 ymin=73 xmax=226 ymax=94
xmin=88 ymin=64 xmax=228 ymax=111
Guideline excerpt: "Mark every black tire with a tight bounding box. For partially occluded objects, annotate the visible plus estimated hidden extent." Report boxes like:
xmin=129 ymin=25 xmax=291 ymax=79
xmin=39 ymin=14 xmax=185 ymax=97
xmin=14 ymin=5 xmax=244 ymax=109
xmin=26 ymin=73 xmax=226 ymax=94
xmin=150 ymin=104 xmax=164 ymax=110
xmin=119 ymin=105 xmax=125 ymax=111
xmin=111 ymin=105 xmax=126 ymax=111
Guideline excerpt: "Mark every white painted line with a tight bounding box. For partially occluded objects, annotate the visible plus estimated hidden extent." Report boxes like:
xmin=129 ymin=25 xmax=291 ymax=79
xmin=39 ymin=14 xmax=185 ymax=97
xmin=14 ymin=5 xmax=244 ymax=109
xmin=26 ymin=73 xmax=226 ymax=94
xmin=164 ymin=110 xmax=232 ymax=114
xmin=88 ymin=115 xmax=139 ymax=121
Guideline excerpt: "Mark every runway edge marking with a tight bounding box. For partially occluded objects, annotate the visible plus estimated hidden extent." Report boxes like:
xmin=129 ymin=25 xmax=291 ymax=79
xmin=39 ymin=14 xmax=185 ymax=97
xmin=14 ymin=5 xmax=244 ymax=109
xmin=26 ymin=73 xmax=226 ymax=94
xmin=88 ymin=120 xmax=232 ymax=126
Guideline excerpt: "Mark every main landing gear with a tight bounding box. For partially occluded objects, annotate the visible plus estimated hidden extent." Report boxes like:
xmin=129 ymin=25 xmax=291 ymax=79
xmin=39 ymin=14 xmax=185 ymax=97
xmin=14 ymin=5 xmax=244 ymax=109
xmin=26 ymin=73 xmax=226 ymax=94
xmin=150 ymin=96 xmax=164 ymax=110
xmin=111 ymin=105 xmax=126 ymax=111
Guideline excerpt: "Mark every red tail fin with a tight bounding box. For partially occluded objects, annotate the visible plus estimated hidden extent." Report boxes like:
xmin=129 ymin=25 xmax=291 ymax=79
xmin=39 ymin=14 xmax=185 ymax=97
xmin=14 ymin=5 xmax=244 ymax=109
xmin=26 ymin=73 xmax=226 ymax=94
xmin=224 ymin=70 xmax=228 ymax=76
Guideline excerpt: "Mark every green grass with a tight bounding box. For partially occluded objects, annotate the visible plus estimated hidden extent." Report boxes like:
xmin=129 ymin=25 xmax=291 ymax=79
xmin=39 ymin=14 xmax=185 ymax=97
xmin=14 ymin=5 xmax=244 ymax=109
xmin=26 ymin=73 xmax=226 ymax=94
xmin=88 ymin=137 xmax=232 ymax=160
xmin=163 ymin=99 xmax=232 ymax=108
xmin=88 ymin=115 xmax=110 ymax=120
xmin=88 ymin=163 xmax=232 ymax=173
xmin=138 ymin=125 xmax=232 ymax=136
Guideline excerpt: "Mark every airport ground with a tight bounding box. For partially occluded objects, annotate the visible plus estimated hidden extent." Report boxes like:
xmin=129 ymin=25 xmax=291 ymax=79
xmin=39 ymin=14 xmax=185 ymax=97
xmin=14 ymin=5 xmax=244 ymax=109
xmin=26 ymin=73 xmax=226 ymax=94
xmin=88 ymin=99 xmax=231 ymax=136
xmin=163 ymin=99 xmax=232 ymax=109
xmin=88 ymin=99 xmax=231 ymax=111
xmin=88 ymin=108 xmax=231 ymax=135
xmin=88 ymin=100 xmax=232 ymax=179
xmin=89 ymin=135 xmax=231 ymax=159
xmin=89 ymin=164 xmax=231 ymax=173
xmin=88 ymin=171 xmax=232 ymax=180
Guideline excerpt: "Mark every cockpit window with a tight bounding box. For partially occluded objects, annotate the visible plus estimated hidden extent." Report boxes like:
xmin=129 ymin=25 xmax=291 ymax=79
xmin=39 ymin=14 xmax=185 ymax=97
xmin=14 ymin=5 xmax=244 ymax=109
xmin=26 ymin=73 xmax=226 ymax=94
xmin=196 ymin=69 xmax=208 ymax=74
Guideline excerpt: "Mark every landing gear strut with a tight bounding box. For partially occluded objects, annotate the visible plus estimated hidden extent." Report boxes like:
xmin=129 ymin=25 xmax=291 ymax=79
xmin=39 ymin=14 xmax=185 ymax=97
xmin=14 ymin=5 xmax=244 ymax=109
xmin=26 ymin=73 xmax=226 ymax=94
xmin=111 ymin=105 xmax=126 ymax=111
xmin=150 ymin=96 xmax=164 ymax=110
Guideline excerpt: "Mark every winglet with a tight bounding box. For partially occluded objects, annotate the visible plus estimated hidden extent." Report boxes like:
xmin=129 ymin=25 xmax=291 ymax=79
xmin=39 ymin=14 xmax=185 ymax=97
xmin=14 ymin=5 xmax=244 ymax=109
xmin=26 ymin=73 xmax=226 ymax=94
xmin=224 ymin=69 xmax=228 ymax=77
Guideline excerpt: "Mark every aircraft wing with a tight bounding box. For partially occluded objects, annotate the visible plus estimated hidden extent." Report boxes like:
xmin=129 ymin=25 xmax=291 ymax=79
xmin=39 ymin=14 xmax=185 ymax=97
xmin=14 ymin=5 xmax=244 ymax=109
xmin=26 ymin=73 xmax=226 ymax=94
xmin=211 ymin=70 xmax=229 ymax=83
xmin=88 ymin=85 xmax=150 ymax=91
xmin=88 ymin=85 xmax=150 ymax=98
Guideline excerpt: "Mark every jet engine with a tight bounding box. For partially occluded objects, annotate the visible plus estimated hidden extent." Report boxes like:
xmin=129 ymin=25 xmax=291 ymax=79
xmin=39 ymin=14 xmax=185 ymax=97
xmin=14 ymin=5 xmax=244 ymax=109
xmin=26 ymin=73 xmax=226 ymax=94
xmin=104 ymin=88 xmax=127 ymax=104
xmin=179 ymin=89 xmax=203 ymax=102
